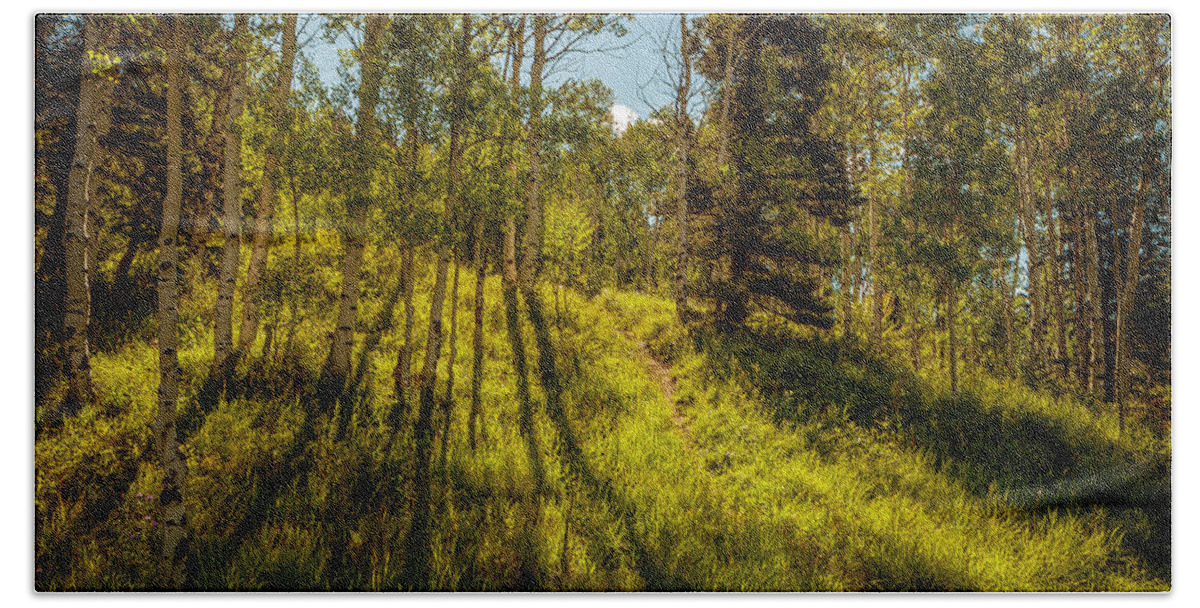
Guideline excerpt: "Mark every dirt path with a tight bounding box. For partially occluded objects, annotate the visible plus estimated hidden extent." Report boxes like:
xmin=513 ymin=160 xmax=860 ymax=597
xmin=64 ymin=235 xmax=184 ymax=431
xmin=631 ymin=338 xmax=690 ymax=436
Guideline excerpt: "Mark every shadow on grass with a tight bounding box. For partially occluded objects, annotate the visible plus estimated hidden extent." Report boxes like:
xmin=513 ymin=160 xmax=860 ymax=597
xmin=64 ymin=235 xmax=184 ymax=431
xmin=696 ymin=326 xmax=1170 ymax=578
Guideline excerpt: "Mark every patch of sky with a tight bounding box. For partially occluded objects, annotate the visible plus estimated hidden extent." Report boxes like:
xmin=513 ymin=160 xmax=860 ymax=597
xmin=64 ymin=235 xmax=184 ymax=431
xmin=298 ymin=13 xmax=706 ymax=132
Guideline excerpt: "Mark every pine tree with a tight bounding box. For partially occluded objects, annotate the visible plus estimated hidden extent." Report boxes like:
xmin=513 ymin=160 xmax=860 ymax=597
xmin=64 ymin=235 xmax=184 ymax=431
xmin=701 ymin=15 xmax=858 ymax=328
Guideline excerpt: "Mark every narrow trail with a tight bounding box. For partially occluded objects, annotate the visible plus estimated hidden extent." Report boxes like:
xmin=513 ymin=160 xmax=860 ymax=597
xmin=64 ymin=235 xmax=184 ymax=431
xmin=629 ymin=336 xmax=690 ymax=437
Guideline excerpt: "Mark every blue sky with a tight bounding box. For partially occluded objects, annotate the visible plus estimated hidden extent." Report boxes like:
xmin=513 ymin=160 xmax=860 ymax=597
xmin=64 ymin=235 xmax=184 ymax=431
xmin=300 ymin=13 xmax=689 ymax=127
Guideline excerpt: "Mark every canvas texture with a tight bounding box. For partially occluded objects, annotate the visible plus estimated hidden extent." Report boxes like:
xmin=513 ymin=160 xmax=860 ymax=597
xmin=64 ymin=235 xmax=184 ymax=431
xmin=34 ymin=12 xmax=1170 ymax=591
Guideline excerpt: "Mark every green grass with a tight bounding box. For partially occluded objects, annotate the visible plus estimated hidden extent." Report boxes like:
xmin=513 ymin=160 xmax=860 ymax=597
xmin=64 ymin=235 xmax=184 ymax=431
xmin=590 ymin=290 xmax=1165 ymax=591
xmin=34 ymin=262 xmax=1169 ymax=591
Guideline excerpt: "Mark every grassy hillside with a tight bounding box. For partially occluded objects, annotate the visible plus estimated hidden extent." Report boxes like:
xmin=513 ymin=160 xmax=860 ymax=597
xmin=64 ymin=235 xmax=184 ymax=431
xmin=34 ymin=265 xmax=1169 ymax=591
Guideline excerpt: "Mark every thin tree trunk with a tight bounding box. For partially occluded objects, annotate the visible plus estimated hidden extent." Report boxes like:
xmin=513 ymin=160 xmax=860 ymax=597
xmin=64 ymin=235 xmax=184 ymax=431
xmin=520 ymin=16 xmax=548 ymax=288
xmin=515 ymin=20 xmax=588 ymax=576
xmin=868 ymin=190 xmax=883 ymax=345
xmin=154 ymin=16 xmax=189 ymax=585
xmin=841 ymin=228 xmax=854 ymax=337
xmin=1114 ymin=28 xmax=1163 ymax=431
xmin=324 ymin=209 xmax=367 ymax=399
xmin=1070 ymin=187 xmax=1090 ymax=389
xmin=1101 ymin=226 xmax=1118 ymax=406
xmin=391 ymin=244 xmax=417 ymax=425
xmin=1085 ymin=193 xmax=1102 ymax=395
xmin=35 ymin=15 xmax=78 ymax=380
xmin=642 ymin=213 xmax=655 ymax=291
xmin=501 ymin=16 xmax=544 ymax=589
xmin=439 ymin=259 xmax=462 ymax=472
xmin=59 ymin=16 xmax=113 ymax=422
xmin=1050 ymin=197 xmax=1069 ymax=380
xmin=1001 ymin=258 xmax=1016 ymax=376
xmin=1108 ymin=183 xmax=1125 ymax=405
xmin=499 ymin=19 xmax=533 ymax=467
xmin=322 ymin=15 xmax=383 ymax=409
xmin=341 ymin=263 xmax=404 ymax=439
xmin=402 ymin=14 xmax=471 ymax=590
xmin=868 ymin=131 xmax=883 ymax=347
xmin=1013 ymin=127 xmax=1044 ymax=375
xmin=238 ymin=14 xmax=297 ymax=352
xmin=673 ymin=13 xmax=691 ymax=318
xmin=212 ymin=15 xmax=249 ymax=379
xmin=909 ymin=300 xmax=922 ymax=371
xmin=468 ymin=213 xmax=487 ymax=450
xmin=193 ymin=71 xmax=230 ymax=257
xmin=1115 ymin=190 xmax=1146 ymax=434
xmin=711 ymin=20 xmax=738 ymax=306
xmin=1061 ymin=20 xmax=1096 ymax=395
xmin=283 ymin=175 xmax=303 ymax=359
xmin=390 ymin=122 xmax=421 ymax=425
xmin=947 ymin=279 xmax=958 ymax=402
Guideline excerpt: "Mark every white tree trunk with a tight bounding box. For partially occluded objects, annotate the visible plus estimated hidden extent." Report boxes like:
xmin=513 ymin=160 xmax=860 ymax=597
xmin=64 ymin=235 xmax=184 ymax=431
xmin=212 ymin=15 xmax=249 ymax=375
xmin=60 ymin=15 xmax=114 ymax=419
xmin=326 ymin=15 xmax=384 ymax=388
xmin=154 ymin=15 xmax=188 ymax=585
xmin=238 ymin=14 xmax=297 ymax=353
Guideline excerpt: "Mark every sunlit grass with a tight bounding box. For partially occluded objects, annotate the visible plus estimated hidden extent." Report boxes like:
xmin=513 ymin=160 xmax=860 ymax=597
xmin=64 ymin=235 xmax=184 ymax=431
xmin=34 ymin=261 xmax=1168 ymax=591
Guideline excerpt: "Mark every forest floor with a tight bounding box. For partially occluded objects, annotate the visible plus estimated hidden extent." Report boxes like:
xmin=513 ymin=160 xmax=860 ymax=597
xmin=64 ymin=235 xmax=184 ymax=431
xmin=596 ymin=291 xmax=1169 ymax=592
xmin=35 ymin=277 xmax=1170 ymax=591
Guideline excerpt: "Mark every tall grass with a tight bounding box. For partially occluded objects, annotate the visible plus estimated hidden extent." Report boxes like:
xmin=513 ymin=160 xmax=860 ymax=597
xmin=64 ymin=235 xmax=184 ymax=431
xmin=34 ymin=269 xmax=1168 ymax=590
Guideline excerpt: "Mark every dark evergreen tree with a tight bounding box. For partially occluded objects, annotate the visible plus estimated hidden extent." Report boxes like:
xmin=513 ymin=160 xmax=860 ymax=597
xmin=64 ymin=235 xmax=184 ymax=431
xmin=702 ymin=15 xmax=859 ymax=328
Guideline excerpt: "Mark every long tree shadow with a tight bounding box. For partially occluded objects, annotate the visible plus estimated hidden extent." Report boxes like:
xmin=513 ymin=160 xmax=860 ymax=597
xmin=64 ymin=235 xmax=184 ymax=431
xmin=697 ymin=326 xmax=1170 ymax=577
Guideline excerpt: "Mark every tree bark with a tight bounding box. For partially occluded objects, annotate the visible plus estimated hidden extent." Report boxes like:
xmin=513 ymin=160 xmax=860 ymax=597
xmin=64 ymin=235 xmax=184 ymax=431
xmin=390 ymin=244 xmax=417 ymax=425
xmin=468 ymin=212 xmax=487 ymax=450
xmin=322 ymin=15 xmax=383 ymax=408
xmin=1101 ymin=222 xmax=1118 ymax=406
xmin=59 ymin=15 xmax=114 ymax=422
xmin=513 ymin=25 xmax=588 ymax=574
xmin=868 ymin=131 xmax=883 ymax=347
xmin=840 ymin=228 xmax=854 ymax=336
xmin=519 ymin=16 xmax=548 ymax=288
xmin=154 ymin=16 xmax=189 ymax=585
xmin=1012 ymin=126 xmax=1045 ymax=376
xmin=1114 ymin=187 xmax=1146 ymax=434
xmin=35 ymin=15 xmax=79 ymax=378
xmin=712 ymin=19 xmax=738 ymax=307
xmin=192 ymin=66 xmax=230 ymax=257
xmin=1001 ymin=258 xmax=1016 ymax=376
xmin=947 ymin=278 xmax=958 ymax=402
xmin=1113 ymin=25 xmax=1163 ymax=432
xmin=1085 ymin=189 xmax=1102 ymax=395
xmin=642 ymin=210 xmax=655 ymax=291
xmin=238 ymin=14 xmax=297 ymax=353
xmin=1050 ymin=194 xmax=1069 ymax=380
xmin=212 ymin=15 xmax=249 ymax=378
xmin=391 ymin=122 xmax=421 ymax=425
xmin=439 ymin=258 xmax=462 ymax=472
xmin=402 ymin=14 xmax=471 ymax=590
xmin=673 ymin=14 xmax=691 ymax=318
xmin=909 ymin=301 xmax=922 ymax=371
xmin=1069 ymin=183 xmax=1091 ymax=390
xmin=500 ymin=16 xmax=545 ymax=588
xmin=500 ymin=16 xmax=535 ymax=471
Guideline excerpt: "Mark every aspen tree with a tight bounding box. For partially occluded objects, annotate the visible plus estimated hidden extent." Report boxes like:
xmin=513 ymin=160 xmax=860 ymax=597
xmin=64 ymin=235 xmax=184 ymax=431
xmin=673 ymin=13 xmax=692 ymax=318
xmin=211 ymin=15 xmax=250 ymax=379
xmin=322 ymin=15 xmax=385 ymax=408
xmin=153 ymin=15 xmax=189 ymax=585
xmin=59 ymin=15 xmax=115 ymax=423
xmin=238 ymin=14 xmax=298 ymax=352
xmin=402 ymin=14 xmax=472 ymax=590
